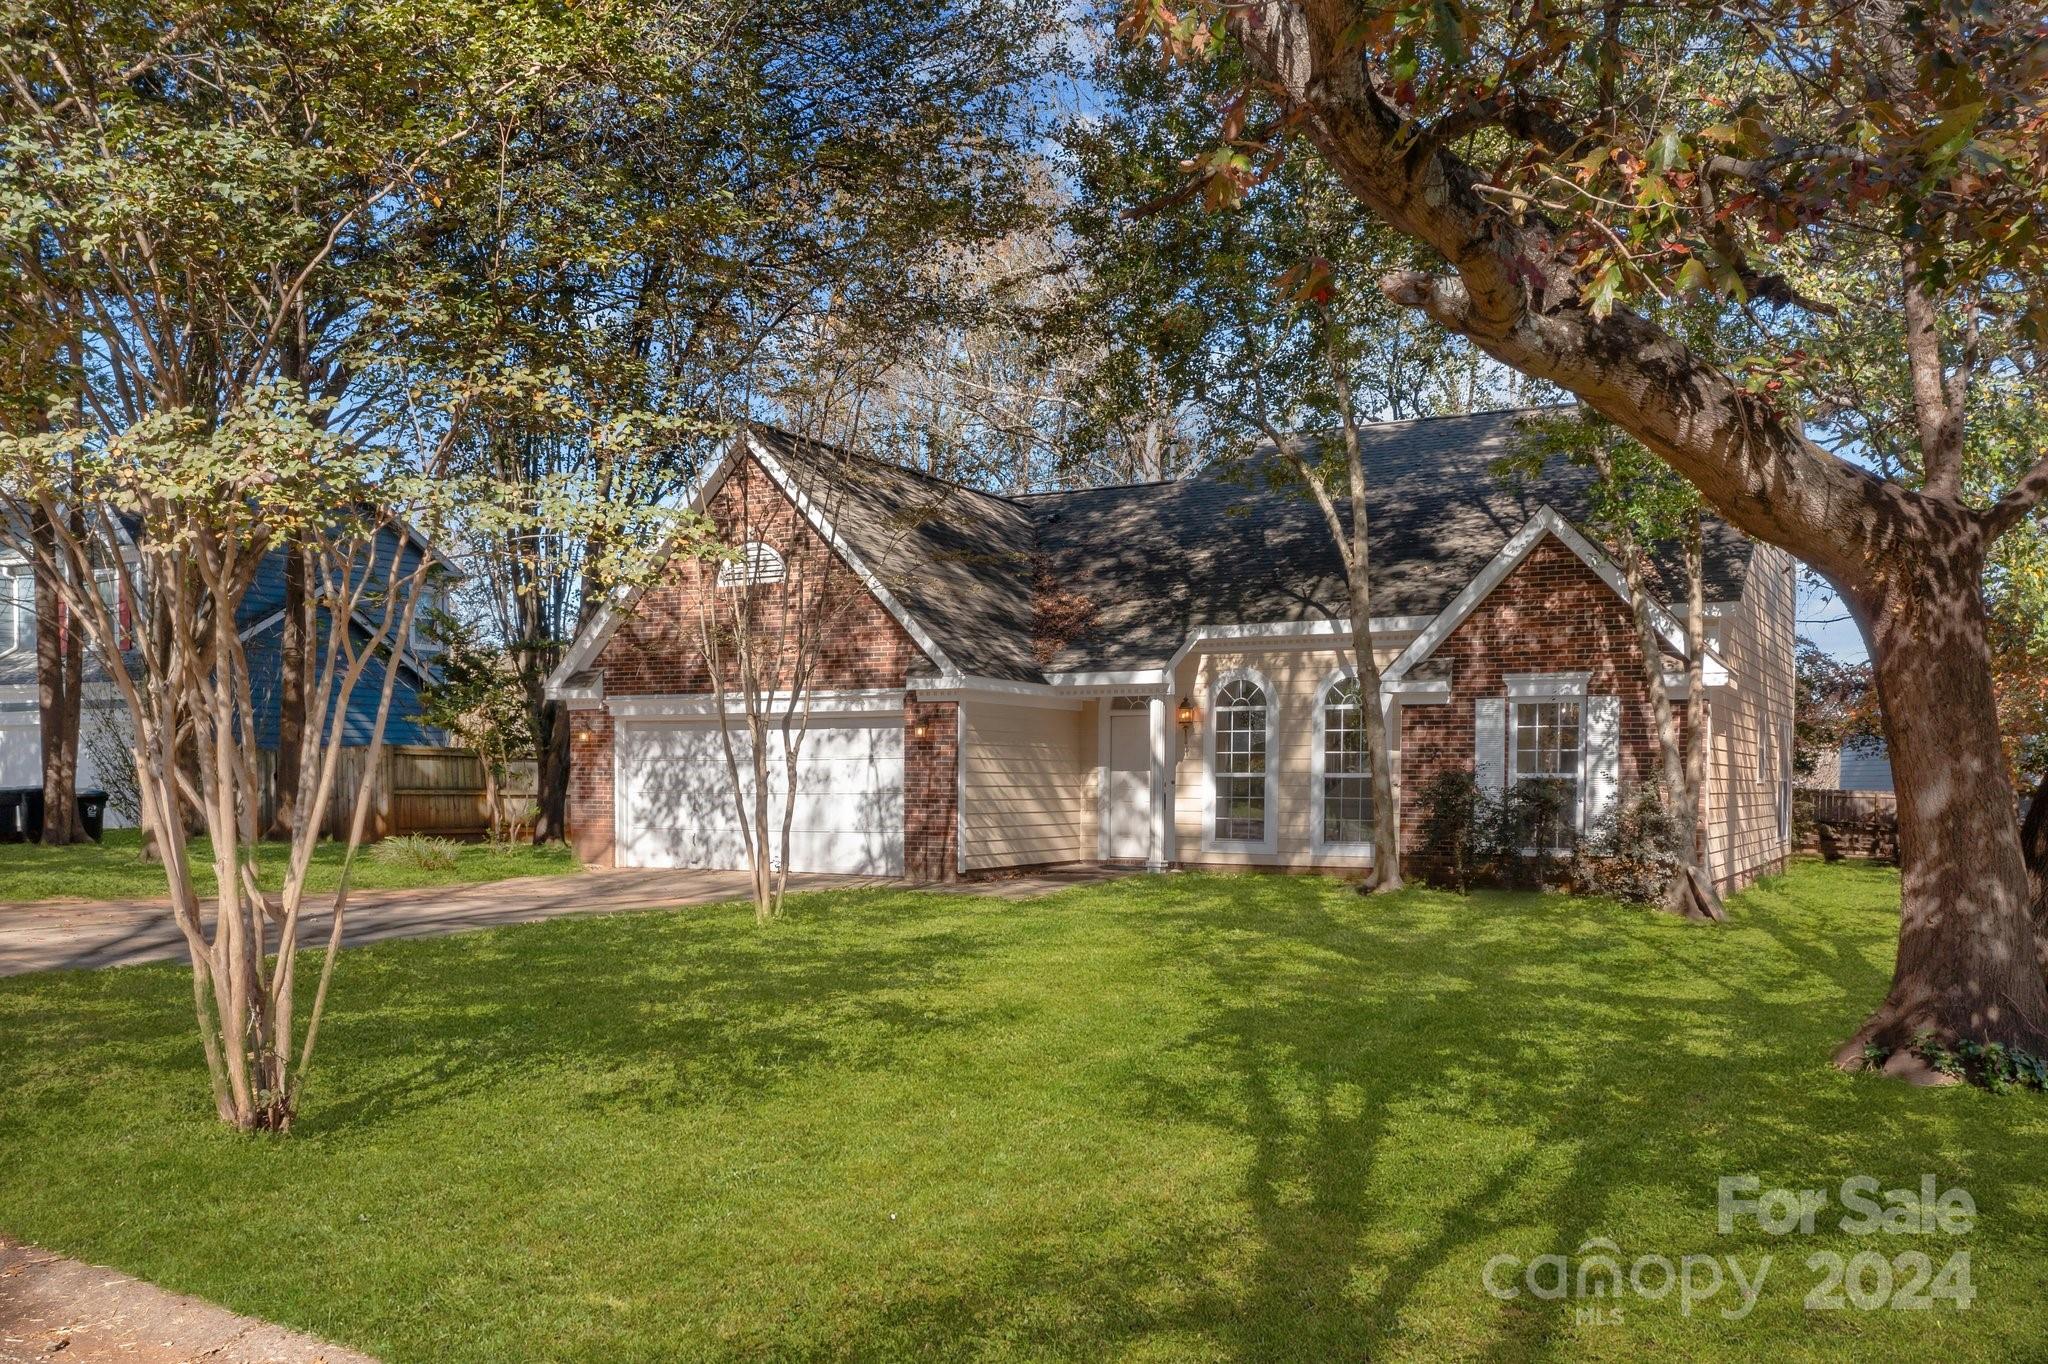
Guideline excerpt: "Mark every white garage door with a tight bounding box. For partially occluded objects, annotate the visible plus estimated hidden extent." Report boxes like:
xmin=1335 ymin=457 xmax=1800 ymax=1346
xmin=616 ymin=715 xmax=905 ymax=875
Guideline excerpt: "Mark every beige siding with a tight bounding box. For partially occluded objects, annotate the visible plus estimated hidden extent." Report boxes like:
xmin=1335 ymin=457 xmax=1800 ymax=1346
xmin=963 ymin=701 xmax=1090 ymax=870
xmin=1704 ymin=543 xmax=1799 ymax=889
xmin=1167 ymin=640 xmax=1406 ymax=871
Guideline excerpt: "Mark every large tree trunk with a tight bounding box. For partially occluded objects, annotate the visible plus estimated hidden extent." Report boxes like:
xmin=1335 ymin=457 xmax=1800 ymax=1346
xmin=1834 ymin=550 xmax=2048 ymax=1064
xmin=31 ymin=511 xmax=83 ymax=845
xmin=531 ymin=694 xmax=569 ymax=843
xmin=2021 ymin=769 xmax=2047 ymax=956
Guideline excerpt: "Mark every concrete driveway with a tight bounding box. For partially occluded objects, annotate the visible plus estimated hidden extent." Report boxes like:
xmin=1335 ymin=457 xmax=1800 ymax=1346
xmin=0 ymin=865 xmax=1126 ymax=976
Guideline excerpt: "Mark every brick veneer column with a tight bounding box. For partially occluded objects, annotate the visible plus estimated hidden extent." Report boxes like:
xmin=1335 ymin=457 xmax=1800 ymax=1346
xmin=566 ymin=709 xmax=615 ymax=868
xmin=903 ymin=697 xmax=958 ymax=882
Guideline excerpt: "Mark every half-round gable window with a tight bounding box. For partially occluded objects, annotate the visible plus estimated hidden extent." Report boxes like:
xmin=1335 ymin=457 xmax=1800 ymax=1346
xmin=717 ymin=540 xmax=787 ymax=588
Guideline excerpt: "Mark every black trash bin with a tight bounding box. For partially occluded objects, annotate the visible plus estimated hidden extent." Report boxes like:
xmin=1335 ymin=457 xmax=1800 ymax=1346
xmin=0 ymin=788 xmax=27 ymax=842
xmin=76 ymin=789 xmax=108 ymax=842
xmin=19 ymin=788 xmax=44 ymax=841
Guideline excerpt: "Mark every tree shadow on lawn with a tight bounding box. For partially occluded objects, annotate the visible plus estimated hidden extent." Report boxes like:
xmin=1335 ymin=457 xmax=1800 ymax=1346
xmin=8 ymin=864 xmax=2046 ymax=1363
xmin=868 ymin=868 xmax=2048 ymax=1364
xmin=0 ymin=888 xmax=1015 ymax=1144
xmin=306 ymin=891 xmax=1021 ymax=1135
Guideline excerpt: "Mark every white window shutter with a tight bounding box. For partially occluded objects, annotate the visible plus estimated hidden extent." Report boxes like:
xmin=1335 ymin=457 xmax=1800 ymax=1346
xmin=1474 ymin=698 xmax=1507 ymax=794
xmin=1583 ymin=695 xmax=1622 ymax=828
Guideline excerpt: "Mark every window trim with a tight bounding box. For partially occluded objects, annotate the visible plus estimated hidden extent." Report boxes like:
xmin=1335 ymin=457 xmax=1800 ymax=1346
xmin=1202 ymin=665 xmax=1277 ymax=854
xmin=1311 ymin=666 xmax=1376 ymax=855
xmin=0 ymin=565 xmax=33 ymax=656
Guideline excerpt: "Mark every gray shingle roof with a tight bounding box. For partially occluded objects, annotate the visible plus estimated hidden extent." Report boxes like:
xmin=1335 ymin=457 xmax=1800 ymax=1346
xmin=750 ymin=408 xmax=1753 ymax=682
xmin=751 ymin=428 xmax=1043 ymax=681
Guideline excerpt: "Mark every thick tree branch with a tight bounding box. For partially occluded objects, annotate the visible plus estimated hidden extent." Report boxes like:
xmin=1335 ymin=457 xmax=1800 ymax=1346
xmin=1229 ymin=0 xmax=1907 ymax=589
xmin=1902 ymin=261 xmax=1963 ymax=501
xmin=1984 ymin=450 xmax=2048 ymax=539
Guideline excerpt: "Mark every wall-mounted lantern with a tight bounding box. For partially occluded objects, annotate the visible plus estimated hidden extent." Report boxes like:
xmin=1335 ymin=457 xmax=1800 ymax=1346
xmin=1176 ymin=696 xmax=1197 ymax=755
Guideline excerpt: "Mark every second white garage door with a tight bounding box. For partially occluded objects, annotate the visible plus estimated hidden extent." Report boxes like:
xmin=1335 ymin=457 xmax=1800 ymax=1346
xmin=615 ymin=715 xmax=905 ymax=875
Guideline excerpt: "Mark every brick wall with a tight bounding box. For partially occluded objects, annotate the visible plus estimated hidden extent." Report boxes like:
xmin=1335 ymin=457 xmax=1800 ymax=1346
xmin=567 ymin=709 xmax=615 ymax=868
xmin=903 ymin=697 xmax=959 ymax=882
xmin=565 ymin=455 xmax=950 ymax=874
xmin=596 ymin=457 xmax=926 ymax=696
xmin=1399 ymin=535 xmax=1689 ymax=857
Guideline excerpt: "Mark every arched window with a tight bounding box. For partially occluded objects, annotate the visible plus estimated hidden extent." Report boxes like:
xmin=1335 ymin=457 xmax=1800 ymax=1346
xmin=1211 ymin=673 xmax=1271 ymax=845
xmin=1318 ymin=674 xmax=1375 ymax=847
xmin=716 ymin=540 xmax=786 ymax=588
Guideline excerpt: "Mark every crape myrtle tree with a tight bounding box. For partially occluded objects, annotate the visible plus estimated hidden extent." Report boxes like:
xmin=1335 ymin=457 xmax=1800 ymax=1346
xmin=1504 ymin=408 xmax=1721 ymax=918
xmin=1124 ymin=0 xmax=2048 ymax=1071
xmin=1 ymin=387 xmax=471 ymax=1130
xmin=0 ymin=0 xmax=634 ymax=1126
xmin=684 ymin=453 xmax=875 ymax=924
xmin=1055 ymin=39 xmax=1526 ymax=889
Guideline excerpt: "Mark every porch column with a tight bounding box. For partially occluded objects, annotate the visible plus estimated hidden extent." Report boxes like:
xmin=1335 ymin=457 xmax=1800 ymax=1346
xmin=1147 ymin=694 xmax=1171 ymax=871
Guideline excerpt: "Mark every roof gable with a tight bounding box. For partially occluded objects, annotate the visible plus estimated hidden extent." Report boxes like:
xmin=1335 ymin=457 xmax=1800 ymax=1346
xmin=551 ymin=409 xmax=1755 ymax=696
xmin=1382 ymin=506 xmax=1688 ymax=684
xmin=547 ymin=431 xmax=968 ymax=698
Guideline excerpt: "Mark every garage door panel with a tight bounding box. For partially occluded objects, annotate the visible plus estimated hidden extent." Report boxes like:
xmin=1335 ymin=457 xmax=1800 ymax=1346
xmin=617 ymin=715 xmax=904 ymax=875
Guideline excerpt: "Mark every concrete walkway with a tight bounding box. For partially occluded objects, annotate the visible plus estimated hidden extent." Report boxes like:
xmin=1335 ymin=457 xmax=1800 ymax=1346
xmin=0 ymin=1236 xmax=376 ymax=1363
xmin=0 ymin=865 xmax=1127 ymax=976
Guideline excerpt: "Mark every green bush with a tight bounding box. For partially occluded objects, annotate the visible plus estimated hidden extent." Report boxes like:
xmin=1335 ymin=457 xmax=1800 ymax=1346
xmin=1422 ymin=774 xmax=1682 ymax=899
xmin=1416 ymin=770 xmax=1486 ymax=891
xmin=1576 ymin=787 xmax=1684 ymax=903
xmin=371 ymin=834 xmax=462 ymax=871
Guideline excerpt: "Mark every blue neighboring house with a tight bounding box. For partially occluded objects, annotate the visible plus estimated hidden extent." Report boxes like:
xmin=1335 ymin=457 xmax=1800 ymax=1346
xmin=0 ymin=520 xmax=453 ymax=825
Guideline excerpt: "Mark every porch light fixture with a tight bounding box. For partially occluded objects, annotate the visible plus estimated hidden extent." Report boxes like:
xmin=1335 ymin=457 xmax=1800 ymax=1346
xmin=1176 ymin=696 xmax=1196 ymax=750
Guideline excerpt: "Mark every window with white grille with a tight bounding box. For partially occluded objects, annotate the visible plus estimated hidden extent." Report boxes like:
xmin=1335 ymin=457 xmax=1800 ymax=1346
xmin=1320 ymin=675 xmax=1374 ymax=847
xmin=1212 ymin=675 xmax=1270 ymax=845
xmin=1511 ymin=699 xmax=1582 ymax=851
xmin=0 ymin=569 xmax=33 ymax=654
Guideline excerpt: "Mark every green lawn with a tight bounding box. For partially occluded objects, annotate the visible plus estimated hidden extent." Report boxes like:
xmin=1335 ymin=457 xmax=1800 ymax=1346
xmin=0 ymin=828 xmax=580 ymax=903
xmin=2 ymin=860 xmax=2043 ymax=1362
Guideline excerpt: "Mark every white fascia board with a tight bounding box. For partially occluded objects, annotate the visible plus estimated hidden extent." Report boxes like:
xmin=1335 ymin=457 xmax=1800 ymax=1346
xmin=1386 ymin=678 xmax=1451 ymax=704
xmin=555 ymin=673 xmax=605 ymax=703
xmin=908 ymin=673 xmax=1088 ymax=709
xmin=1042 ymin=670 xmax=1170 ymax=691
xmin=1386 ymin=506 xmax=1698 ymax=685
xmin=1504 ymin=671 xmax=1591 ymax=699
xmin=1161 ymin=616 xmax=1424 ymax=676
xmin=608 ymin=688 xmax=905 ymax=720
xmin=744 ymin=432 xmax=959 ymax=677
xmin=544 ymin=438 xmax=750 ymax=701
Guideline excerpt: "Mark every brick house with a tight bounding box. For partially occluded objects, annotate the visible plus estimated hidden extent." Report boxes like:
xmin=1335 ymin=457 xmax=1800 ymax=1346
xmin=548 ymin=409 xmax=1797 ymax=889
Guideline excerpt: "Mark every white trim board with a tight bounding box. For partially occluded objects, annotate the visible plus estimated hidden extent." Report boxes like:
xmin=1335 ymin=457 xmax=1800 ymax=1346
xmin=607 ymin=688 xmax=905 ymax=719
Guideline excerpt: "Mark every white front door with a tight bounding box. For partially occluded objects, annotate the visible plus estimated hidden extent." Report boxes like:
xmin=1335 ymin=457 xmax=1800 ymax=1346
xmin=1106 ymin=709 xmax=1150 ymax=861
xmin=616 ymin=715 xmax=905 ymax=875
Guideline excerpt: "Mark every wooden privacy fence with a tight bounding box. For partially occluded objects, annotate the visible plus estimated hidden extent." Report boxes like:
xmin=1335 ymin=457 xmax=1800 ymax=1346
xmin=1795 ymin=788 xmax=1899 ymax=861
xmin=1800 ymin=789 xmax=1898 ymax=827
xmin=257 ymin=746 xmax=538 ymax=840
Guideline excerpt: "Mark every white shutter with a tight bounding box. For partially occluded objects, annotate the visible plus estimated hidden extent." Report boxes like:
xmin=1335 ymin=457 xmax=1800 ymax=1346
xmin=1582 ymin=695 xmax=1622 ymax=829
xmin=1474 ymin=697 xmax=1507 ymax=794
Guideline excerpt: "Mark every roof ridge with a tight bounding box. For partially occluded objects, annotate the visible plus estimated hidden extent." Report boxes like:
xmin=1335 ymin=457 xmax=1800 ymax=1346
xmin=746 ymin=421 xmax=1030 ymax=518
